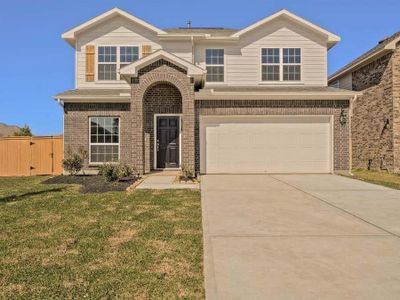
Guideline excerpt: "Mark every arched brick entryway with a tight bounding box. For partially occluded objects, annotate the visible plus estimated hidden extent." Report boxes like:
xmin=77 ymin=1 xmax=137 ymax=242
xmin=130 ymin=60 xmax=195 ymax=175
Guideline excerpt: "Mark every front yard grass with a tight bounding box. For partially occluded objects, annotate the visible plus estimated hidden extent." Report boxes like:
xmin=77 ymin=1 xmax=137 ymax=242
xmin=0 ymin=176 xmax=204 ymax=299
xmin=350 ymin=169 xmax=400 ymax=190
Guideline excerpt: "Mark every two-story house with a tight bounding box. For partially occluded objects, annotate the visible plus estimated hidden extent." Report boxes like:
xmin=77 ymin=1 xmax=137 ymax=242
xmin=55 ymin=7 xmax=358 ymax=175
xmin=329 ymin=32 xmax=400 ymax=174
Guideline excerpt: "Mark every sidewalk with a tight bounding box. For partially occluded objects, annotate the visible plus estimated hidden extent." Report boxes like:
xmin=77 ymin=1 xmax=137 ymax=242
xmin=135 ymin=171 xmax=199 ymax=190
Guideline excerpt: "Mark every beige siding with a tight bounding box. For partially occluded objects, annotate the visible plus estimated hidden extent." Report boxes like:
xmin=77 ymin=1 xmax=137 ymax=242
xmin=74 ymin=16 xmax=329 ymax=88
xmin=75 ymin=16 xmax=192 ymax=89
xmin=339 ymin=73 xmax=353 ymax=90
xmin=196 ymin=20 xmax=328 ymax=87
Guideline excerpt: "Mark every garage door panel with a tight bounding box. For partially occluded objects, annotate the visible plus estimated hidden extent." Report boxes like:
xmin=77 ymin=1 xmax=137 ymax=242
xmin=200 ymin=116 xmax=332 ymax=174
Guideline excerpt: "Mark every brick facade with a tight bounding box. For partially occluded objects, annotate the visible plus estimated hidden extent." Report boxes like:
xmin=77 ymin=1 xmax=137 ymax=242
xmin=350 ymin=46 xmax=400 ymax=173
xmin=63 ymin=103 xmax=132 ymax=168
xmin=63 ymin=60 xmax=352 ymax=175
xmin=130 ymin=60 xmax=195 ymax=175
xmin=143 ymin=83 xmax=182 ymax=171
xmin=195 ymin=100 xmax=350 ymax=172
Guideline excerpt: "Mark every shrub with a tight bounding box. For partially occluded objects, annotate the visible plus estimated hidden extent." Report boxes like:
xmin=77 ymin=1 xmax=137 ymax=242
xmin=98 ymin=163 xmax=135 ymax=182
xmin=182 ymin=166 xmax=194 ymax=179
xmin=118 ymin=164 xmax=135 ymax=178
xmin=63 ymin=153 xmax=83 ymax=175
xmin=98 ymin=163 xmax=120 ymax=182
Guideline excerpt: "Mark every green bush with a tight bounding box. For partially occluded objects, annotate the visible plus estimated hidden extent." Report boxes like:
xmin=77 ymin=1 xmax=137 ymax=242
xmin=98 ymin=163 xmax=136 ymax=182
xmin=98 ymin=163 xmax=119 ymax=182
xmin=62 ymin=154 xmax=83 ymax=175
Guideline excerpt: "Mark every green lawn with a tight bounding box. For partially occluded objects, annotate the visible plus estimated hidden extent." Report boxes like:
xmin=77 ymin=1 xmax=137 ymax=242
xmin=0 ymin=176 xmax=204 ymax=299
xmin=350 ymin=169 xmax=400 ymax=190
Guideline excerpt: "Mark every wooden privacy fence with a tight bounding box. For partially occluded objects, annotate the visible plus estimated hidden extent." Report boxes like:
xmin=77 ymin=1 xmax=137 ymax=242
xmin=0 ymin=136 xmax=63 ymax=176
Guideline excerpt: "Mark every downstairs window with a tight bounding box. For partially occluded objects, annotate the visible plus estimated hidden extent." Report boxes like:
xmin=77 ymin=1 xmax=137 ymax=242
xmin=89 ymin=117 xmax=119 ymax=163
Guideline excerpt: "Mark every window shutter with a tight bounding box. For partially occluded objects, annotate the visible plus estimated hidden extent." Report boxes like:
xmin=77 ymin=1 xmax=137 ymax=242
xmin=142 ymin=45 xmax=152 ymax=57
xmin=85 ymin=45 xmax=95 ymax=82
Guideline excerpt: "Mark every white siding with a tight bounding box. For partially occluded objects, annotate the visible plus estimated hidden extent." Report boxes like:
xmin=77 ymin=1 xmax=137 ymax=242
xmin=196 ymin=19 xmax=328 ymax=87
xmin=73 ymin=16 xmax=329 ymax=88
xmin=75 ymin=16 xmax=192 ymax=89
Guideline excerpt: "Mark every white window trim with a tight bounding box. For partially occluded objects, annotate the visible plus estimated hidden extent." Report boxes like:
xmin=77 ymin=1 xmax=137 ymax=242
xmin=282 ymin=48 xmax=302 ymax=81
xmin=259 ymin=47 xmax=304 ymax=84
xmin=88 ymin=116 xmax=121 ymax=165
xmin=96 ymin=45 xmax=141 ymax=82
xmin=261 ymin=47 xmax=280 ymax=82
xmin=205 ymin=48 xmax=226 ymax=84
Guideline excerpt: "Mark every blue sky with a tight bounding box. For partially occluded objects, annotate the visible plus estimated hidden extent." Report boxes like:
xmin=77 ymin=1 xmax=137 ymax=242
xmin=0 ymin=0 xmax=399 ymax=135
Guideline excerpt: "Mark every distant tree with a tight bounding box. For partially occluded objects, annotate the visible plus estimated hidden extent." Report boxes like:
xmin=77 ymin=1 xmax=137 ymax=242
xmin=14 ymin=125 xmax=33 ymax=136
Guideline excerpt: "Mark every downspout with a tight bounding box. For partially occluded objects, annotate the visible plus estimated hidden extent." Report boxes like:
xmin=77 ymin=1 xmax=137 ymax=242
xmin=191 ymin=35 xmax=195 ymax=64
xmin=348 ymin=95 xmax=357 ymax=176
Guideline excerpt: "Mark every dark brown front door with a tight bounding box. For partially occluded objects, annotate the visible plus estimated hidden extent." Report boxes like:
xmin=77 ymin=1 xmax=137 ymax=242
xmin=156 ymin=116 xmax=180 ymax=168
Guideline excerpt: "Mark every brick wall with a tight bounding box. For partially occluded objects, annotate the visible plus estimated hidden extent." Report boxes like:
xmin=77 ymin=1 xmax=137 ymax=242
xmin=130 ymin=60 xmax=195 ymax=174
xmin=63 ymin=103 xmax=132 ymax=168
xmin=195 ymin=99 xmax=350 ymax=172
xmin=143 ymin=83 xmax=182 ymax=170
xmin=392 ymin=46 xmax=400 ymax=173
xmin=351 ymin=49 xmax=398 ymax=172
xmin=352 ymin=54 xmax=391 ymax=91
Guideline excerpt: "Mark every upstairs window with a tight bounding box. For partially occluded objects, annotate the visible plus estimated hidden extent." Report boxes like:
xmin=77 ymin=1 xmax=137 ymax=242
xmin=98 ymin=46 xmax=139 ymax=81
xmin=120 ymin=46 xmax=139 ymax=69
xmin=98 ymin=46 xmax=117 ymax=80
xmin=206 ymin=49 xmax=224 ymax=82
xmin=261 ymin=48 xmax=280 ymax=81
xmin=261 ymin=48 xmax=302 ymax=82
xmin=283 ymin=48 xmax=301 ymax=81
xmin=90 ymin=117 xmax=119 ymax=163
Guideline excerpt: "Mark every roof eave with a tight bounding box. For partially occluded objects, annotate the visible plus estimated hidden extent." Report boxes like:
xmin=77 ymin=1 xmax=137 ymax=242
xmin=61 ymin=7 xmax=166 ymax=47
xmin=195 ymin=90 xmax=361 ymax=101
xmin=231 ymin=9 xmax=340 ymax=44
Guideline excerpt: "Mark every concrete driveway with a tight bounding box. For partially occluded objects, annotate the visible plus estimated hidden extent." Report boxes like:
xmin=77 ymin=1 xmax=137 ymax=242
xmin=201 ymin=174 xmax=400 ymax=300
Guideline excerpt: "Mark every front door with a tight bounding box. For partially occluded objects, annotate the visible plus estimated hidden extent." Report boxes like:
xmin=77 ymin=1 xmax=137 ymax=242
xmin=156 ymin=116 xmax=180 ymax=169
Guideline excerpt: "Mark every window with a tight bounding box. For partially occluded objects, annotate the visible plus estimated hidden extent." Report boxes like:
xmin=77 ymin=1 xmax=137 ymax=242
xmin=120 ymin=46 xmax=139 ymax=69
xmin=98 ymin=46 xmax=117 ymax=80
xmin=98 ymin=46 xmax=139 ymax=80
xmin=330 ymin=80 xmax=340 ymax=88
xmin=261 ymin=48 xmax=280 ymax=81
xmin=283 ymin=48 xmax=301 ymax=81
xmin=261 ymin=48 xmax=302 ymax=82
xmin=90 ymin=117 xmax=119 ymax=163
xmin=205 ymin=49 xmax=224 ymax=82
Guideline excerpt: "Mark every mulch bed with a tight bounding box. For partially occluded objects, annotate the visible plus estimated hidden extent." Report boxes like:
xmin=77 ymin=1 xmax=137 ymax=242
xmin=42 ymin=175 xmax=136 ymax=193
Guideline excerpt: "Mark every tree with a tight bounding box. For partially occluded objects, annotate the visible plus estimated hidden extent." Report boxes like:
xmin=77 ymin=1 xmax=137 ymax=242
xmin=14 ymin=125 xmax=33 ymax=136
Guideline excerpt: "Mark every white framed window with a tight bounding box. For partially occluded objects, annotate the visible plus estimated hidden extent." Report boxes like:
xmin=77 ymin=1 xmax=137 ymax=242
xmin=261 ymin=48 xmax=302 ymax=82
xmin=89 ymin=117 xmax=120 ymax=163
xmin=98 ymin=46 xmax=117 ymax=80
xmin=97 ymin=46 xmax=139 ymax=81
xmin=205 ymin=49 xmax=224 ymax=82
xmin=261 ymin=48 xmax=280 ymax=81
xmin=283 ymin=48 xmax=301 ymax=81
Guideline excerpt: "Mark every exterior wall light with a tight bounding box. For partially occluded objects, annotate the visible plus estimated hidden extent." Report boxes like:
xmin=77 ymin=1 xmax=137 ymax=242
xmin=339 ymin=108 xmax=347 ymax=126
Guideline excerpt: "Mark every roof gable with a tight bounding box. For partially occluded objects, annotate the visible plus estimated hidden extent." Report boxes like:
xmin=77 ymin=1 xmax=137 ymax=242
xmin=62 ymin=7 xmax=166 ymax=46
xmin=119 ymin=50 xmax=205 ymax=82
xmin=231 ymin=9 xmax=340 ymax=48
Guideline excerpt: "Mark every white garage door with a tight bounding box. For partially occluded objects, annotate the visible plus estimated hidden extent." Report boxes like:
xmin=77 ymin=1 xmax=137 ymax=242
xmin=200 ymin=116 xmax=332 ymax=174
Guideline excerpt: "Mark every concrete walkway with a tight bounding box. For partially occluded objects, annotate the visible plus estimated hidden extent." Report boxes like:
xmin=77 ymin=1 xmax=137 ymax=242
xmin=136 ymin=172 xmax=199 ymax=189
xmin=201 ymin=174 xmax=400 ymax=299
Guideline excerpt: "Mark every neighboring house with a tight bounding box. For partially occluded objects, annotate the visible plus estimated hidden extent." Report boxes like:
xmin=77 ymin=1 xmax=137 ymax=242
xmin=329 ymin=32 xmax=400 ymax=173
xmin=54 ymin=7 xmax=358 ymax=175
xmin=0 ymin=123 xmax=20 ymax=137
